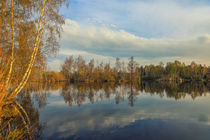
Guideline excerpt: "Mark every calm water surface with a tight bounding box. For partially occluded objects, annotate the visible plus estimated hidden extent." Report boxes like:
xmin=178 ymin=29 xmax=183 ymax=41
xmin=21 ymin=82 xmax=210 ymax=139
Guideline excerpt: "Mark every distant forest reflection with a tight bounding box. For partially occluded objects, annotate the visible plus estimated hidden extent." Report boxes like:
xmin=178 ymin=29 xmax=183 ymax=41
xmin=1 ymin=81 xmax=210 ymax=139
xmin=26 ymin=81 xmax=210 ymax=108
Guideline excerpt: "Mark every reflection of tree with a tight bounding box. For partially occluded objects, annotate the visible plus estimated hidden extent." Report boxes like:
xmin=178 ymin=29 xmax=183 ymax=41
xmin=128 ymin=83 xmax=135 ymax=106
xmin=141 ymin=81 xmax=210 ymax=100
xmin=24 ymin=82 xmax=65 ymax=109
xmin=25 ymin=81 xmax=210 ymax=108
xmin=0 ymin=100 xmax=32 ymax=139
xmin=115 ymin=85 xmax=126 ymax=104
xmin=0 ymin=93 xmax=44 ymax=139
xmin=18 ymin=91 xmax=45 ymax=139
xmin=128 ymin=83 xmax=139 ymax=107
xmin=60 ymin=83 xmax=116 ymax=106
xmin=59 ymin=82 xmax=210 ymax=106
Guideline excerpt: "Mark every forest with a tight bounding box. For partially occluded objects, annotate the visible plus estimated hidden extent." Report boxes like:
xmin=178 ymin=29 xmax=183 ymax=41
xmin=41 ymin=56 xmax=210 ymax=83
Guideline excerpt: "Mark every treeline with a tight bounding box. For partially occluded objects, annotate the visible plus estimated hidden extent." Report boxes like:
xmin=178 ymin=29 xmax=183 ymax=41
xmin=61 ymin=56 xmax=140 ymax=83
xmin=60 ymin=56 xmax=210 ymax=83
xmin=141 ymin=60 xmax=210 ymax=82
xmin=28 ymin=67 xmax=66 ymax=83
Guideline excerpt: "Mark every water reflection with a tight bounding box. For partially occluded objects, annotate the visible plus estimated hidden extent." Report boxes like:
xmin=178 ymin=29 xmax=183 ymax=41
xmin=0 ymin=100 xmax=31 ymax=139
xmin=2 ymin=82 xmax=210 ymax=139
xmin=0 ymin=91 xmax=44 ymax=139
xmin=37 ymin=82 xmax=210 ymax=140
xmin=30 ymin=81 xmax=210 ymax=108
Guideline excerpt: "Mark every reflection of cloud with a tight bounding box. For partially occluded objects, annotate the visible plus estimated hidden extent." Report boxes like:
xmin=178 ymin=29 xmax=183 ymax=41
xmin=42 ymin=93 xmax=210 ymax=138
xmin=198 ymin=114 xmax=208 ymax=122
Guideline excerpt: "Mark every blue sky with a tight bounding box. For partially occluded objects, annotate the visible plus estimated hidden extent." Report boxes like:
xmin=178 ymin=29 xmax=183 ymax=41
xmin=48 ymin=0 xmax=210 ymax=70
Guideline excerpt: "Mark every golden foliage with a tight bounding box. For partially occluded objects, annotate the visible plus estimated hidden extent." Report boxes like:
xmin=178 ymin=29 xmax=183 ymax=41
xmin=0 ymin=0 xmax=67 ymax=100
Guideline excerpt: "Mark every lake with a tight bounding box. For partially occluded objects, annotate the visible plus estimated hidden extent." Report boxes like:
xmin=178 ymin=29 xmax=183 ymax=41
xmin=8 ymin=82 xmax=210 ymax=139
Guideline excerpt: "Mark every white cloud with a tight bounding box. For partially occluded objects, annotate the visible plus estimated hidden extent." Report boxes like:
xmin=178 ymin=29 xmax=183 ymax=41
xmin=126 ymin=0 xmax=210 ymax=37
xmin=51 ymin=1 xmax=210 ymax=70
xmin=64 ymin=0 xmax=210 ymax=38
xmin=58 ymin=19 xmax=210 ymax=66
xmin=48 ymin=59 xmax=63 ymax=71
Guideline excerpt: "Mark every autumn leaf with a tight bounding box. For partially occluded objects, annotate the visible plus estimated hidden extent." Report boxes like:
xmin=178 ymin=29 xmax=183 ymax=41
xmin=0 ymin=48 xmax=2 ymax=58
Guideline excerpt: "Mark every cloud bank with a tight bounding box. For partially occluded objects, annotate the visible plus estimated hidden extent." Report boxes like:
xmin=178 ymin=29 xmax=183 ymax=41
xmin=61 ymin=0 xmax=210 ymax=38
xmin=58 ymin=19 xmax=210 ymax=66
xmin=49 ymin=0 xmax=210 ymax=70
